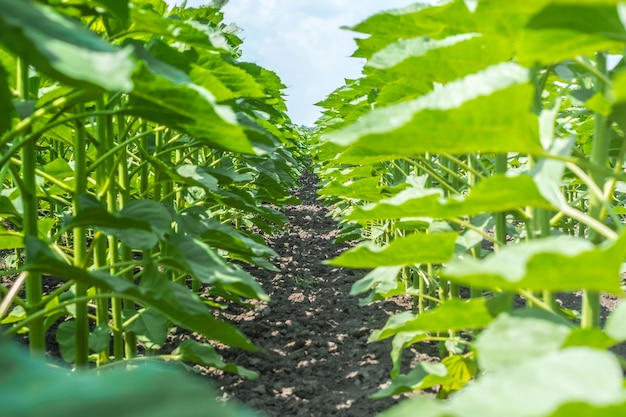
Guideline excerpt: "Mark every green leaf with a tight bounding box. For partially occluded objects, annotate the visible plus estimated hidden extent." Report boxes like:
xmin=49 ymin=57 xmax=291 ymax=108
xmin=562 ymin=328 xmax=616 ymax=350
xmin=367 ymin=33 xmax=479 ymax=70
xmin=367 ymin=34 xmax=512 ymax=85
xmin=548 ymin=401 xmax=626 ymax=417
xmin=24 ymin=237 xmax=257 ymax=351
xmin=0 ymin=62 xmax=13 ymax=135
xmin=175 ymin=165 xmax=219 ymax=191
xmin=443 ymin=233 xmax=626 ymax=294
xmin=318 ymin=177 xmax=387 ymax=202
xmin=455 ymin=214 xmax=493 ymax=254
xmin=327 ymin=232 xmax=458 ymax=268
xmin=1 ymin=305 xmax=26 ymax=325
xmin=174 ymin=339 xmax=259 ymax=379
xmin=124 ymin=309 xmax=168 ymax=347
xmin=389 ymin=331 xmax=430 ymax=378
xmin=128 ymin=55 xmax=254 ymax=155
xmin=350 ymin=266 xmax=402 ymax=297
xmin=111 ymin=199 xmax=171 ymax=246
xmin=438 ymin=355 xmax=477 ymax=397
xmin=190 ymin=52 xmax=266 ymax=101
xmin=370 ymin=296 xmax=510 ymax=342
xmin=350 ymin=1 xmax=476 ymax=58
xmin=609 ymin=71 xmax=626 ymax=131
xmin=530 ymin=137 xmax=576 ymax=207
xmin=518 ymin=4 xmax=626 ymax=66
xmin=43 ymin=157 xmax=74 ymax=179
xmin=0 ymin=337 xmax=259 ymax=417
xmin=0 ymin=228 xmax=23 ymax=250
xmin=94 ymin=0 xmax=130 ymax=27
xmin=371 ymin=361 xmax=450 ymax=399
xmin=0 ymin=0 xmax=135 ymax=91
xmin=68 ymin=197 xmax=171 ymax=250
xmin=56 ymin=320 xmax=76 ymax=363
xmin=88 ymin=324 xmax=111 ymax=353
xmin=380 ymin=348 xmax=626 ymax=417
xmin=450 ymin=348 xmax=625 ymax=417
xmin=128 ymin=4 xmax=232 ymax=52
xmin=322 ymin=63 xmax=542 ymax=163
xmin=163 ymin=233 xmax=269 ymax=301
xmin=604 ymin=300 xmax=626 ymax=342
xmin=0 ymin=195 xmax=19 ymax=218
xmin=376 ymin=77 xmax=433 ymax=106
xmin=474 ymin=309 xmax=573 ymax=373
xmin=177 ymin=211 xmax=277 ymax=260
xmin=349 ymin=174 xmax=552 ymax=221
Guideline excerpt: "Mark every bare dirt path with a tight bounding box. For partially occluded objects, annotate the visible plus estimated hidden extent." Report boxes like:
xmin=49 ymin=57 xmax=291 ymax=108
xmin=210 ymin=170 xmax=438 ymax=417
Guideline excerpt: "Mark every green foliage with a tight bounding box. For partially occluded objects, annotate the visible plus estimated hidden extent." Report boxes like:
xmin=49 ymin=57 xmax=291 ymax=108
xmin=313 ymin=0 xmax=626 ymax=414
xmin=0 ymin=337 xmax=258 ymax=417
xmin=0 ymin=0 xmax=306 ymax=382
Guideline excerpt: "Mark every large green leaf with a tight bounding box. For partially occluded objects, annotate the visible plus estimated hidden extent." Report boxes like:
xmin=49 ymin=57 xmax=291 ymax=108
xmin=367 ymin=33 xmax=479 ymax=70
xmin=322 ymin=63 xmax=542 ymax=163
xmin=518 ymin=4 xmax=626 ymax=66
xmin=474 ymin=309 xmax=573 ymax=373
xmin=238 ymin=62 xmax=287 ymax=104
xmin=0 ymin=62 xmax=12 ymax=135
xmin=0 ymin=218 xmax=55 ymax=250
xmin=348 ymin=174 xmax=552 ymax=221
xmin=55 ymin=321 xmax=111 ymax=363
xmin=443 ymin=233 xmax=626 ymax=294
xmin=177 ymin=210 xmax=277 ymax=260
xmin=65 ymin=196 xmax=171 ymax=250
xmin=124 ymin=309 xmax=169 ymax=347
xmin=379 ymin=348 xmax=626 ymax=417
xmin=23 ymin=237 xmax=257 ymax=351
xmin=94 ymin=0 xmax=130 ymax=27
xmin=608 ymin=71 xmax=626 ymax=132
xmin=604 ymin=300 xmax=626 ymax=342
xmin=319 ymin=177 xmax=387 ymax=202
xmin=0 ymin=337 xmax=258 ymax=417
xmin=191 ymin=53 xmax=266 ymax=101
xmin=350 ymin=1 xmax=477 ymax=58
xmin=371 ymin=361 xmax=450 ymax=399
xmin=173 ymin=339 xmax=258 ymax=380
xmin=349 ymin=266 xmax=404 ymax=305
xmin=0 ymin=228 xmax=23 ymax=250
xmin=127 ymin=55 xmax=254 ymax=154
xmin=327 ymin=232 xmax=458 ymax=268
xmin=0 ymin=0 xmax=135 ymax=91
xmin=370 ymin=296 xmax=511 ymax=342
xmin=162 ymin=233 xmax=269 ymax=301
xmin=367 ymin=34 xmax=512 ymax=84
xmin=128 ymin=3 xmax=232 ymax=51
xmin=55 ymin=320 xmax=77 ymax=363
xmin=175 ymin=164 xmax=219 ymax=191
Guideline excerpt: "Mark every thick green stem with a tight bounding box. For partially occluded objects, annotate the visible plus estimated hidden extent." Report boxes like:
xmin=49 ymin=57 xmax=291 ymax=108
xmin=467 ymin=154 xmax=482 ymax=299
xmin=117 ymin=114 xmax=136 ymax=358
xmin=494 ymin=154 xmax=508 ymax=250
xmin=582 ymin=52 xmax=610 ymax=329
xmin=94 ymin=97 xmax=111 ymax=366
xmin=73 ymin=106 xmax=89 ymax=368
xmin=494 ymin=154 xmax=515 ymax=307
xmin=18 ymin=58 xmax=45 ymax=355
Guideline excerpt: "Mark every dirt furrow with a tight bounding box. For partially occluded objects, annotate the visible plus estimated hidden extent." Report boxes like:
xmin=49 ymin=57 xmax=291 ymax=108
xmin=210 ymin=171 xmax=438 ymax=417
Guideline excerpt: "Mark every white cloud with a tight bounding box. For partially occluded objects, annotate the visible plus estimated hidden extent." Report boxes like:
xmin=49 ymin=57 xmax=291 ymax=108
xmin=177 ymin=0 xmax=438 ymax=125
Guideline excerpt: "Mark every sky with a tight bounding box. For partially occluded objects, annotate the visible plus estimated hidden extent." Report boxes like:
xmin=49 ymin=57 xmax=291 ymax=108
xmin=177 ymin=0 xmax=432 ymax=126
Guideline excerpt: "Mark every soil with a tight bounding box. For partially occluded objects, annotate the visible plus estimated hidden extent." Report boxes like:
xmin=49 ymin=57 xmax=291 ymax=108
xmin=206 ymin=170 xmax=439 ymax=417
